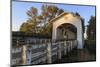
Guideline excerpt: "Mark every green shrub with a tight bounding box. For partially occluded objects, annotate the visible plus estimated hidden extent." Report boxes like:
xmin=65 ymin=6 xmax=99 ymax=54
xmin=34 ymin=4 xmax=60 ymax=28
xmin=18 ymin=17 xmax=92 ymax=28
xmin=85 ymin=40 xmax=96 ymax=54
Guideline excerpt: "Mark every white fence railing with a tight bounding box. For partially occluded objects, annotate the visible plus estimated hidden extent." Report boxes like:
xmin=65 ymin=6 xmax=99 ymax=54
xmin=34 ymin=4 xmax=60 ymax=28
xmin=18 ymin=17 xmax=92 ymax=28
xmin=11 ymin=47 xmax=22 ymax=65
xmin=11 ymin=39 xmax=77 ymax=65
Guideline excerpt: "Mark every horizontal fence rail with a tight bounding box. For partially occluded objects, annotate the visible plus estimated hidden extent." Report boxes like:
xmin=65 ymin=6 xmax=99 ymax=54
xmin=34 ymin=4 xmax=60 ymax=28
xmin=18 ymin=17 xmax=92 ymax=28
xmin=11 ymin=38 xmax=78 ymax=65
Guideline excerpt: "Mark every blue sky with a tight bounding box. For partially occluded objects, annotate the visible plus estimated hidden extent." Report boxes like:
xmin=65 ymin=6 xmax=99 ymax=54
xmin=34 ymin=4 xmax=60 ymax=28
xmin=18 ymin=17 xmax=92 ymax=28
xmin=12 ymin=1 xmax=96 ymax=31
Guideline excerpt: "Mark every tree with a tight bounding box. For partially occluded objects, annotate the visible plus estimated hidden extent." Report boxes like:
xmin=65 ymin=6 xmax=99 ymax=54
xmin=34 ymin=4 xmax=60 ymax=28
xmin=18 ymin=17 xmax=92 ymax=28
xmin=42 ymin=22 xmax=53 ymax=37
xmin=20 ymin=4 xmax=64 ymax=36
xmin=40 ymin=5 xmax=63 ymax=36
xmin=20 ymin=19 xmax=37 ymax=33
xmin=27 ymin=7 xmax=38 ymax=18
xmin=86 ymin=16 xmax=96 ymax=40
xmin=20 ymin=7 xmax=38 ymax=33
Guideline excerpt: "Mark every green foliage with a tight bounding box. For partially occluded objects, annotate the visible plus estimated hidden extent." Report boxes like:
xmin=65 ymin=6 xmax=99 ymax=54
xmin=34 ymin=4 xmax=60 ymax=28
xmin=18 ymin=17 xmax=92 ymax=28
xmin=85 ymin=16 xmax=96 ymax=54
xmin=85 ymin=40 xmax=96 ymax=54
xmin=87 ymin=16 xmax=96 ymax=40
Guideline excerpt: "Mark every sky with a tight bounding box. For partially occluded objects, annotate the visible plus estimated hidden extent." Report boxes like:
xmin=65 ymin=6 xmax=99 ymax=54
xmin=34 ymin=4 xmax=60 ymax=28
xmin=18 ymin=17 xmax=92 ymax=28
xmin=12 ymin=1 xmax=96 ymax=31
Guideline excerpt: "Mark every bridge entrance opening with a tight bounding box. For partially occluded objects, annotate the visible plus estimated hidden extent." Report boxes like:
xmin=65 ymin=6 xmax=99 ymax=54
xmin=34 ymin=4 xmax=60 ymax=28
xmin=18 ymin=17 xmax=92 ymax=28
xmin=56 ymin=23 xmax=77 ymax=41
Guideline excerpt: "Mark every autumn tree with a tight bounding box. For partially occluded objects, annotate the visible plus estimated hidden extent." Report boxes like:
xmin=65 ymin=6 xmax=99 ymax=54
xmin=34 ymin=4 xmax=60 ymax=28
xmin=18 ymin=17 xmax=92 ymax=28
xmin=20 ymin=4 xmax=64 ymax=37
xmin=20 ymin=19 xmax=37 ymax=33
xmin=20 ymin=7 xmax=38 ymax=33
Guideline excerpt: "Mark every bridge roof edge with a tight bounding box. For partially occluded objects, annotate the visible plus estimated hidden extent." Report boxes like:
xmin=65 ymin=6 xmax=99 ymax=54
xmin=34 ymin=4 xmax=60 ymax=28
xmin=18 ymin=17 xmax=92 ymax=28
xmin=49 ymin=12 xmax=81 ymax=23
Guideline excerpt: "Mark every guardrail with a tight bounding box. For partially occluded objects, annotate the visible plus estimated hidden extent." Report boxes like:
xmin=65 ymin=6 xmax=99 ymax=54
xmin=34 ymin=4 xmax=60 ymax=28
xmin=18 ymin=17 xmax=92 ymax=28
xmin=11 ymin=39 xmax=77 ymax=65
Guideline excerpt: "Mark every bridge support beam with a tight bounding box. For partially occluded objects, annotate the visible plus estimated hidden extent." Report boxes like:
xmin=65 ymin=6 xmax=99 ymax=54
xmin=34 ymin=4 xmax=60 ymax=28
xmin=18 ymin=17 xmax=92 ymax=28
xmin=64 ymin=41 xmax=67 ymax=55
xmin=77 ymin=24 xmax=84 ymax=49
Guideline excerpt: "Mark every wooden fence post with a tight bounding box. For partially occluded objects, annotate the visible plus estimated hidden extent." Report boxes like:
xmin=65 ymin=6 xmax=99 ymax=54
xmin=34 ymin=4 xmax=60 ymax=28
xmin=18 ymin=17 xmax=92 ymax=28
xmin=71 ymin=41 xmax=73 ymax=51
xmin=22 ymin=45 xmax=27 ymax=65
xmin=47 ymin=42 xmax=52 ymax=63
xmin=26 ymin=46 xmax=32 ymax=65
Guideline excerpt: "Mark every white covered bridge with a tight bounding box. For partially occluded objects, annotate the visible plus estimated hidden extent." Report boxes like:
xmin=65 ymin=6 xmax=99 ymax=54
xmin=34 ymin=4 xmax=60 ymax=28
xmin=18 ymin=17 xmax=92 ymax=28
xmin=11 ymin=12 xmax=84 ymax=66
xmin=51 ymin=12 xmax=84 ymax=49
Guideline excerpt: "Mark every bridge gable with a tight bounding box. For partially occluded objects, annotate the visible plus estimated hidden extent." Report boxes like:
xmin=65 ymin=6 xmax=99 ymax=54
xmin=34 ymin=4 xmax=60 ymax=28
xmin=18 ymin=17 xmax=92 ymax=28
xmin=50 ymin=12 xmax=81 ymax=29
